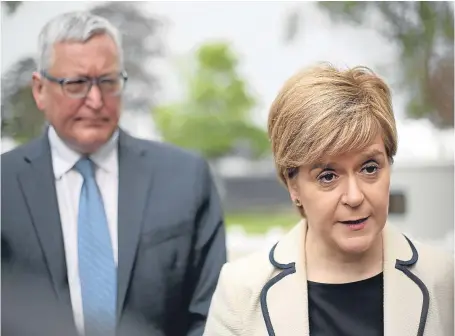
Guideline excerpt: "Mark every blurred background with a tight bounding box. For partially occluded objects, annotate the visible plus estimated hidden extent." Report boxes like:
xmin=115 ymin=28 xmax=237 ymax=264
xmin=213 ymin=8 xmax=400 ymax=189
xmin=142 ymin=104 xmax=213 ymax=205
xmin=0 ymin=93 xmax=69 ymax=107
xmin=2 ymin=1 xmax=454 ymax=260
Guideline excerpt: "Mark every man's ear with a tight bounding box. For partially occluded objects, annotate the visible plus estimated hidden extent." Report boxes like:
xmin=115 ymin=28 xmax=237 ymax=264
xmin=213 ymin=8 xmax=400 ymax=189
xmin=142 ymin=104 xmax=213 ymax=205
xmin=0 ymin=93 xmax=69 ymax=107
xmin=31 ymin=71 xmax=45 ymax=111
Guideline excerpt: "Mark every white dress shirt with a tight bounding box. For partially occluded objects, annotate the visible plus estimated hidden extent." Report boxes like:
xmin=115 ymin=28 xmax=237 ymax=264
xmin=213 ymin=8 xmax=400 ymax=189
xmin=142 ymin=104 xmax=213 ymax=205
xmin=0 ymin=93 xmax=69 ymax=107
xmin=48 ymin=127 xmax=119 ymax=334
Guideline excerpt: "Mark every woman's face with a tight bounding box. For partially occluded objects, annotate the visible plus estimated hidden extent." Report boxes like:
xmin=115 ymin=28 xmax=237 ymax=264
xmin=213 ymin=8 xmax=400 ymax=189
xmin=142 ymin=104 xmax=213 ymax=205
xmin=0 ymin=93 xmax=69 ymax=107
xmin=289 ymin=135 xmax=391 ymax=255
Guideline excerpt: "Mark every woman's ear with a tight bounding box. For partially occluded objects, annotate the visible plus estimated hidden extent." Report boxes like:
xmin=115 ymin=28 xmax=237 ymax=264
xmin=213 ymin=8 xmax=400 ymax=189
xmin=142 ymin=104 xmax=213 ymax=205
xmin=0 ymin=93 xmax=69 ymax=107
xmin=31 ymin=72 xmax=45 ymax=111
xmin=286 ymin=177 xmax=300 ymax=203
xmin=287 ymin=178 xmax=305 ymax=216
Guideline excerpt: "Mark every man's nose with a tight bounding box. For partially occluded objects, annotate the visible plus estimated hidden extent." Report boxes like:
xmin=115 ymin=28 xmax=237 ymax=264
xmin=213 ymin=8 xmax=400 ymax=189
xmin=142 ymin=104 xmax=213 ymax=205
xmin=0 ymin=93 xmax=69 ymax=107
xmin=84 ymin=84 xmax=104 ymax=110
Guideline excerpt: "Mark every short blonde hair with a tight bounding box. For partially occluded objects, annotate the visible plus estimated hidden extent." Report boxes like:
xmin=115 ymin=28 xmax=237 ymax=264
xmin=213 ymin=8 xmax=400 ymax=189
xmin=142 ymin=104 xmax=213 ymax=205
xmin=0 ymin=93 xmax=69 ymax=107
xmin=268 ymin=63 xmax=398 ymax=186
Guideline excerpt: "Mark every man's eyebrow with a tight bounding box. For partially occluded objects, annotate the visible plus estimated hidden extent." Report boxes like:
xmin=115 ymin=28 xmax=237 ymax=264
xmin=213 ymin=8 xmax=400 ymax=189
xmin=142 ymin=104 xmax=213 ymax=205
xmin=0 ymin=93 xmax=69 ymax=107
xmin=99 ymin=72 xmax=118 ymax=78
xmin=66 ymin=71 xmax=118 ymax=79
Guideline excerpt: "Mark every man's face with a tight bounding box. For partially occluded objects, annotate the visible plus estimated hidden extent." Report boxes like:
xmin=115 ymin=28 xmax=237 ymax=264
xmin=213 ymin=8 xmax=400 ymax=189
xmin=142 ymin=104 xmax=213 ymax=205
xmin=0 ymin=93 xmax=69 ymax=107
xmin=32 ymin=34 xmax=123 ymax=154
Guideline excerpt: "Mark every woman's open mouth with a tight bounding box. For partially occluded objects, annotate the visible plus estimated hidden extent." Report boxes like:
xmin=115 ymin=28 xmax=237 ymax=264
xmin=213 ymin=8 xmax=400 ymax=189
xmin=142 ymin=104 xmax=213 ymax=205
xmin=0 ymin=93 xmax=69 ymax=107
xmin=339 ymin=217 xmax=370 ymax=230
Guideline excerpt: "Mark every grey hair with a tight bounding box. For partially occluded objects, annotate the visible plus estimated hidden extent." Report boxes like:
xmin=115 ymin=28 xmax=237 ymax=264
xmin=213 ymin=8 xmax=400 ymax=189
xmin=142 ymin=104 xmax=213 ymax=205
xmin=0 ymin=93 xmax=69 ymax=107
xmin=37 ymin=11 xmax=123 ymax=71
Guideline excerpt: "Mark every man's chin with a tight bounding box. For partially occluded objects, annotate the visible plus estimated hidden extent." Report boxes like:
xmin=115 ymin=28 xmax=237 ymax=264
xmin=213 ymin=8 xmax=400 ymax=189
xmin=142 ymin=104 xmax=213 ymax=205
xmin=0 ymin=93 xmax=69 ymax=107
xmin=70 ymin=133 xmax=112 ymax=154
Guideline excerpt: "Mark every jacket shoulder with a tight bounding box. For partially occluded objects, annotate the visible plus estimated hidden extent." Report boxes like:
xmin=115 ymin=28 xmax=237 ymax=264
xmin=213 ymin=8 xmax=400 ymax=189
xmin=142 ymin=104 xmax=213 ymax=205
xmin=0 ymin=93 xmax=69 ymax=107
xmin=226 ymin=246 xmax=278 ymax=288
xmin=127 ymin=135 xmax=205 ymax=165
xmin=214 ymin=244 xmax=279 ymax=311
xmin=413 ymin=240 xmax=454 ymax=289
xmin=413 ymin=240 xmax=454 ymax=334
xmin=414 ymin=240 xmax=454 ymax=279
xmin=204 ymin=246 xmax=277 ymax=335
xmin=124 ymin=135 xmax=212 ymax=181
xmin=1 ymin=138 xmax=43 ymax=171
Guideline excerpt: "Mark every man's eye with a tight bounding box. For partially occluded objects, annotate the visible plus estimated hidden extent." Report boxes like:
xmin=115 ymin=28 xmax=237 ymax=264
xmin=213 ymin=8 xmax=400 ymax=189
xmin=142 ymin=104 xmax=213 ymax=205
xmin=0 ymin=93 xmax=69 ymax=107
xmin=64 ymin=80 xmax=89 ymax=93
xmin=100 ymin=78 xmax=121 ymax=92
xmin=100 ymin=78 xmax=117 ymax=84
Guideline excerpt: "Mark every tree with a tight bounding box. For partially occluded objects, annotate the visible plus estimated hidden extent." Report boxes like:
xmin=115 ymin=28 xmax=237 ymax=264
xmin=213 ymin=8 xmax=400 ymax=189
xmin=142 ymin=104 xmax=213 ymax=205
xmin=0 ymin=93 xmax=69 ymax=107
xmin=154 ymin=42 xmax=270 ymax=160
xmin=284 ymin=2 xmax=454 ymax=128
xmin=1 ymin=58 xmax=44 ymax=142
xmin=90 ymin=1 xmax=164 ymax=112
xmin=2 ymin=1 xmax=22 ymax=15
xmin=1 ymin=1 xmax=164 ymax=143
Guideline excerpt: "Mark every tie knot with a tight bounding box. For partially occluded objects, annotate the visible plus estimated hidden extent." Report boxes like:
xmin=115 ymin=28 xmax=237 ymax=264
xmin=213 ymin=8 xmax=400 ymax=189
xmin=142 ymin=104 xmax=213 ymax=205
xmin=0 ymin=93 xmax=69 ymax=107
xmin=74 ymin=157 xmax=95 ymax=180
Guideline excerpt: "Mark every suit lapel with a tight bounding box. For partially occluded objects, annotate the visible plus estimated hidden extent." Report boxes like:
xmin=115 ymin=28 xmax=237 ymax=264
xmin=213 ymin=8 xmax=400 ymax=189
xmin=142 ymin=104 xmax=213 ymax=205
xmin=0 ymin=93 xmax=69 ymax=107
xmin=17 ymin=135 xmax=70 ymax=305
xmin=260 ymin=222 xmax=310 ymax=336
xmin=383 ymin=225 xmax=429 ymax=336
xmin=116 ymin=130 xmax=155 ymax=316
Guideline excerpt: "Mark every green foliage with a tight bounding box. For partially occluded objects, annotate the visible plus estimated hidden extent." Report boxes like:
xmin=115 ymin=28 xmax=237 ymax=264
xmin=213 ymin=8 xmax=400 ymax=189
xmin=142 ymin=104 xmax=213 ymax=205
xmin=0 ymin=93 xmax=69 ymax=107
xmin=154 ymin=42 xmax=270 ymax=159
xmin=2 ymin=1 xmax=22 ymax=15
xmin=319 ymin=1 xmax=454 ymax=128
xmin=1 ymin=57 xmax=40 ymax=143
xmin=286 ymin=2 xmax=454 ymax=128
xmin=90 ymin=1 xmax=163 ymax=109
xmin=1 ymin=86 xmax=45 ymax=144
xmin=225 ymin=211 xmax=299 ymax=234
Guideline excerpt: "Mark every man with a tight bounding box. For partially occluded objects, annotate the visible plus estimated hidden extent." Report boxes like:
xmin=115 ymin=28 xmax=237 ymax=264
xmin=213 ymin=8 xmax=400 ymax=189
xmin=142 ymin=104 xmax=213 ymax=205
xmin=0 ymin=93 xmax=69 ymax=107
xmin=1 ymin=11 xmax=226 ymax=336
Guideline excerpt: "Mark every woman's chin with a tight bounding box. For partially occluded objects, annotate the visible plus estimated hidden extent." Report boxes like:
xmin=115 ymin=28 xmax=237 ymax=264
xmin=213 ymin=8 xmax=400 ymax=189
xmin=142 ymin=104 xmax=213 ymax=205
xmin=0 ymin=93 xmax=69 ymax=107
xmin=336 ymin=235 xmax=378 ymax=255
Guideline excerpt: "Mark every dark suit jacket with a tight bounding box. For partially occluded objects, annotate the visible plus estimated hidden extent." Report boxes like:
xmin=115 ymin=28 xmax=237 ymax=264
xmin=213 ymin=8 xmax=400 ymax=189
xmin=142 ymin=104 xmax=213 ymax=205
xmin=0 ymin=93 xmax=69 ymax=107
xmin=1 ymin=129 xmax=227 ymax=336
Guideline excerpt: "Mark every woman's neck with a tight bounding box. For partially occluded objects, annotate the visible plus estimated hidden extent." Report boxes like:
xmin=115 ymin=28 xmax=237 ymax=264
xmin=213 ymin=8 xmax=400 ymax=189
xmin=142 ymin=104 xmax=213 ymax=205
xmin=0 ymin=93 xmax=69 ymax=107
xmin=304 ymin=228 xmax=383 ymax=284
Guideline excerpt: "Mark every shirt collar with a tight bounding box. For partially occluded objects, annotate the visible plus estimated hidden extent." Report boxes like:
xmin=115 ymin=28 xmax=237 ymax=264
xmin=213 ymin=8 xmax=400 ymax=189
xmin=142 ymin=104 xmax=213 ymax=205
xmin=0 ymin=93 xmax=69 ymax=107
xmin=48 ymin=126 xmax=119 ymax=179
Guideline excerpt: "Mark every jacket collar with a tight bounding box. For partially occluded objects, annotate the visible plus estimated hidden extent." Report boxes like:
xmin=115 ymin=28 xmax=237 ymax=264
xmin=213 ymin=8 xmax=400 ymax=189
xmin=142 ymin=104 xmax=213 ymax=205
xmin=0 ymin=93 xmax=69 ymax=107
xmin=271 ymin=220 xmax=415 ymax=266
xmin=261 ymin=220 xmax=429 ymax=336
xmin=383 ymin=224 xmax=429 ymax=336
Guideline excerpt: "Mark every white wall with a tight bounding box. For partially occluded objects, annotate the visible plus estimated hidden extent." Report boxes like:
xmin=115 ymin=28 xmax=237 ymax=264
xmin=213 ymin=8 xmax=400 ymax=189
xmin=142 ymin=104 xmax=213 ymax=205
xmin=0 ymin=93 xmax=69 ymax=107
xmin=390 ymin=162 xmax=454 ymax=242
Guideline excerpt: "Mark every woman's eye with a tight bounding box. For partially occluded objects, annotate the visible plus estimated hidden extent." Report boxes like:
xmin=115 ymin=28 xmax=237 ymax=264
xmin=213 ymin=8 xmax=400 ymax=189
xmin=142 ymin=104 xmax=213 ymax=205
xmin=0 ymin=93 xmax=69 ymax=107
xmin=362 ymin=165 xmax=378 ymax=174
xmin=318 ymin=173 xmax=337 ymax=183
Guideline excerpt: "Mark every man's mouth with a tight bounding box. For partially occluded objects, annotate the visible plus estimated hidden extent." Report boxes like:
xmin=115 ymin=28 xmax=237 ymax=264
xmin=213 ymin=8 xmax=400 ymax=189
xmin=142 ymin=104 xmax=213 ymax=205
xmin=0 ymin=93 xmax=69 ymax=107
xmin=339 ymin=216 xmax=369 ymax=225
xmin=75 ymin=117 xmax=109 ymax=122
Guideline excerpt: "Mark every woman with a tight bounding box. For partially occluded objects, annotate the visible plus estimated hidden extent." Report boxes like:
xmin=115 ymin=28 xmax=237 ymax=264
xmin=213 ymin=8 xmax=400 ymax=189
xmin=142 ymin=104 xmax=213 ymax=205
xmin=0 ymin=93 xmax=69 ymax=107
xmin=204 ymin=64 xmax=454 ymax=336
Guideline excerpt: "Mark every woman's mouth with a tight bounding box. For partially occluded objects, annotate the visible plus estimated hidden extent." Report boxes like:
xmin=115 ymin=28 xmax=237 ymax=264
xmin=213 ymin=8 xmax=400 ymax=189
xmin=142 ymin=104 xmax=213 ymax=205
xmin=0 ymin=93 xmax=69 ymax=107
xmin=339 ymin=217 xmax=370 ymax=230
xmin=340 ymin=217 xmax=369 ymax=225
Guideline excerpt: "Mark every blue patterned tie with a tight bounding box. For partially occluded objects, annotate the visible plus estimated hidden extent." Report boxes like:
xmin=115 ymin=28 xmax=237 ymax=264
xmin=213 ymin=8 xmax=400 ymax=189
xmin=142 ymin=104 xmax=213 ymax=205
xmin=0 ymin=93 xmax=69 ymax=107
xmin=75 ymin=158 xmax=117 ymax=336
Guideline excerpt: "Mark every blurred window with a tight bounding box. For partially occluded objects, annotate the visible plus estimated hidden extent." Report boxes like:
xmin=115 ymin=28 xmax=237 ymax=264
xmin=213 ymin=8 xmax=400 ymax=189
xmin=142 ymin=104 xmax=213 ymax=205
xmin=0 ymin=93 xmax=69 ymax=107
xmin=389 ymin=191 xmax=406 ymax=215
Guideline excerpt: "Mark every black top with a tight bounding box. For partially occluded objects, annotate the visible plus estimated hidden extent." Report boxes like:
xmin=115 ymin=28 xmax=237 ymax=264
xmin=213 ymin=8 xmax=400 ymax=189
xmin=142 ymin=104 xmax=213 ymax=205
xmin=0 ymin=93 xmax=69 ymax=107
xmin=307 ymin=272 xmax=384 ymax=336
